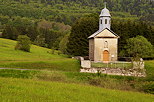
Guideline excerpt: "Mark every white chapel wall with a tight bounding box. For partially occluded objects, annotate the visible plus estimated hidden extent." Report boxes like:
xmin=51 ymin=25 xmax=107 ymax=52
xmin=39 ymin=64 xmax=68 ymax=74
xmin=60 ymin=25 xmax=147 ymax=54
xmin=89 ymin=39 xmax=94 ymax=61
xmin=94 ymin=38 xmax=118 ymax=62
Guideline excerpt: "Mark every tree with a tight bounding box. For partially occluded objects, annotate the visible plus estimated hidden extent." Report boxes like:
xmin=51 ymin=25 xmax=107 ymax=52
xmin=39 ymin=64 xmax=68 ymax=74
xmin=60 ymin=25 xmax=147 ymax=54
xmin=27 ymin=26 xmax=39 ymax=41
xmin=2 ymin=25 xmax=19 ymax=40
xmin=125 ymin=36 xmax=153 ymax=60
xmin=33 ymin=35 xmax=45 ymax=47
xmin=59 ymin=33 xmax=70 ymax=54
xmin=15 ymin=35 xmax=31 ymax=52
xmin=67 ymin=14 xmax=99 ymax=56
xmin=111 ymin=20 xmax=154 ymax=57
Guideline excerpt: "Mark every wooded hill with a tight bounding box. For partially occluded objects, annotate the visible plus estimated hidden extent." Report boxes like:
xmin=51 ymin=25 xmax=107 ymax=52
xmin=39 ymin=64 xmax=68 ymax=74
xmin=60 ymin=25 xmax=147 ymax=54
xmin=0 ymin=0 xmax=154 ymax=56
xmin=0 ymin=0 xmax=154 ymax=25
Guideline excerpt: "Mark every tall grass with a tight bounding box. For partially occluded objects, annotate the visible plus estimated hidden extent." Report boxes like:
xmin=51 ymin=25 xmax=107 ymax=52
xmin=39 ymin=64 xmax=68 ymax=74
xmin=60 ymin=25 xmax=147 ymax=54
xmin=0 ymin=69 xmax=39 ymax=79
xmin=0 ymin=77 xmax=154 ymax=102
xmin=0 ymin=69 xmax=141 ymax=92
xmin=145 ymin=61 xmax=154 ymax=81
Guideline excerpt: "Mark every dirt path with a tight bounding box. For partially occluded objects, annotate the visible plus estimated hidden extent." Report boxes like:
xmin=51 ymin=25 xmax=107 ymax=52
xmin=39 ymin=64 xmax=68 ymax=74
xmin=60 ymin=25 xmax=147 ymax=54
xmin=0 ymin=68 xmax=34 ymax=70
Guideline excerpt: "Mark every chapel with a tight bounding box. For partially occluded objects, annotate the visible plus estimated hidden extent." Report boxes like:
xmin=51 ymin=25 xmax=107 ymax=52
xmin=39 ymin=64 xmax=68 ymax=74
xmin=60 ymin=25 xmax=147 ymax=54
xmin=88 ymin=4 xmax=119 ymax=63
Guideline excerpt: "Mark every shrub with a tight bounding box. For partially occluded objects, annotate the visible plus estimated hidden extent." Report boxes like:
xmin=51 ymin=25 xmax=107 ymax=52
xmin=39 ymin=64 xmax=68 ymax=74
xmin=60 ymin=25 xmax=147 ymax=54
xmin=89 ymin=77 xmax=101 ymax=86
xmin=141 ymin=81 xmax=154 ymax=94
xmin=15 ymin=35 xmax=31 ymax=52
xmin=125 ymin=36 xmax=153 ymax=58
xmin=146 ymin=76 xmax=154 ymax=81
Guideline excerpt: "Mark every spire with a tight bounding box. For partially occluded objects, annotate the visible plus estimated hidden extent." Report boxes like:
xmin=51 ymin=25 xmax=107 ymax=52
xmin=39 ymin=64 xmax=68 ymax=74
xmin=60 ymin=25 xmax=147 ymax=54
xmin=100 ymin=2 xmax=111 ymax=17
xmin=104 ymin=2 xmax=107 ymax=8
xmin=99 ymin=2 xmax=111 ymax=30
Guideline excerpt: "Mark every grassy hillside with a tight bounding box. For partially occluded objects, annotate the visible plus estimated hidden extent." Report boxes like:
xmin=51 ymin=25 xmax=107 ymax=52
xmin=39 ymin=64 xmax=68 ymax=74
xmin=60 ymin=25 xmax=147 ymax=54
xmin=0 ymin=38 xmax=154 ymax=96
xmin=1 ymin=38 xmax=154 ymax=79
xmin=0 ymin=38 xmax=80 ymax=71
xmin=0 ymin=77 xmax=154 ymax=102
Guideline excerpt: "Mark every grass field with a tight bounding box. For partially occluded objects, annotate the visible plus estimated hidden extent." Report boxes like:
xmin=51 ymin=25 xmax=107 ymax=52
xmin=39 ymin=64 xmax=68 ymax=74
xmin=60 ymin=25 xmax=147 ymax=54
xmin=145 ymin=61 xmax=154 ymax=81
xmin=0 ymin=77 xmax=154 ymax=102
xmin=0 ymin=38 xmax=154 ymax=100
xmin=0 ymin=38 xmax=80 ymax=71
xmin=0 ymin=69 xmax=152 ymax=93
xmin=92 ymin=62 xmax=132 ymax=69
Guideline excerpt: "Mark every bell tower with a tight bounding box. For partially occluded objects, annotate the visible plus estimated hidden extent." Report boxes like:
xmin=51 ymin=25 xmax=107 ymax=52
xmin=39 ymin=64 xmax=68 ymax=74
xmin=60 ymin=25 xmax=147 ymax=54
xmin=99 ymin=2 xmax=111 ymax=31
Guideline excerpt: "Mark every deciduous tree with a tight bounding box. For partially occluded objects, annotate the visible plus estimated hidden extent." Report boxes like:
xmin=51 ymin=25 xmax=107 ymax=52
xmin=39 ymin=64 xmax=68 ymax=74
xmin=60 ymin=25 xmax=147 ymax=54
xmin=15 ymin=35 xmax=31 ymax=52
xmin=125 ymin=36 xmax=153 ymax=59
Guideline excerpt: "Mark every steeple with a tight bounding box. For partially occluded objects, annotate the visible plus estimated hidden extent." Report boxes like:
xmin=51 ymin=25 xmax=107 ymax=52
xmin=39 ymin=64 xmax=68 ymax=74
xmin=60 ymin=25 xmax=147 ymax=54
xmin=99 ymin=2 xmax=111 ymax=31
xmin=104 ymin=2 xmax=106 ymax=8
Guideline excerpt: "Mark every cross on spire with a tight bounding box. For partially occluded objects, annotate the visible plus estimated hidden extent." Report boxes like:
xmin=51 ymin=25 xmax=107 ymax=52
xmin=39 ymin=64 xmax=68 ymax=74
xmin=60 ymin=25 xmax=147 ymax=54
xmin=104 ymin=2 xmax=107 ymax=8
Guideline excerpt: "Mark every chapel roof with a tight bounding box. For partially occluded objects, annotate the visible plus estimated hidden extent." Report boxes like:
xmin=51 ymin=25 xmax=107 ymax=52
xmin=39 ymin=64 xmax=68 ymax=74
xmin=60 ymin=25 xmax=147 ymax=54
xmin=100 ymin=5 xmax=111 ymax=17
xmin=88 ymin=28 xmax=119 ymax=39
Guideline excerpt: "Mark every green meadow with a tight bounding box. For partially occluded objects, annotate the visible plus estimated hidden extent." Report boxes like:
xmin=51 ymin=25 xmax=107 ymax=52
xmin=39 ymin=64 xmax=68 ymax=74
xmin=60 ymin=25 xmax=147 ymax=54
xmin=0 ymin=77 xmax=154 ymax=102
xmin=0 ymin=38 xmax=154 ymax=101
xmin=92 ymin=62 xmax=132 ymax=69
xmin=0 ymin=38 xmax=80 ymax=71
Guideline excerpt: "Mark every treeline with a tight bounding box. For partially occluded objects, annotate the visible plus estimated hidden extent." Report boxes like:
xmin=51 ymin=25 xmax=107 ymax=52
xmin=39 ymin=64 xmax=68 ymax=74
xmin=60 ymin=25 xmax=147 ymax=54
xmin=3 ymin=0 xmax=153 ymax=16
xmin=0 ymin=0 xmax=153 ymax=25
xmin=112 ymin=20 xmax=154 ymax=57
xmin=0 ymin=0 xmax=154 ymax=56
xmin=67 ymin=14 xmax=154 ymax=57
xmin=1 ymin=13 xmax=154 ymax=56
xmin=1 ymin=17 xmax=71 ymax=51
xmin=0 ymin=0 xmax=93 ymax=25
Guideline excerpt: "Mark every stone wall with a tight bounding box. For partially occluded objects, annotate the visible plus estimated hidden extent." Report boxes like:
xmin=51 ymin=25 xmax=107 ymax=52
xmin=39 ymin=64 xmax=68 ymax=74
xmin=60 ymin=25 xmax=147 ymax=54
xmin=80 ymin=57 xmax=146 ymax=77
xmin=80 ymin=67 xmax=146 ymax=77
xmin=133 ymin=61 xmax=144 ymax=69
xmin=81 ymin=60 xmax=91 ymax=68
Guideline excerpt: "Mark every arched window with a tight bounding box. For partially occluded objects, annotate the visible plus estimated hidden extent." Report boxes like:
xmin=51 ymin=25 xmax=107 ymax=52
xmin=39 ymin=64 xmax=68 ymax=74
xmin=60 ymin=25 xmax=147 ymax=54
xmin=105 ymin=19 xmax=107 ymax=24
xmin=100 ymin=19 xmax=102 ymax=24
xmin=104 ymin=41 xmax=108 ymax=48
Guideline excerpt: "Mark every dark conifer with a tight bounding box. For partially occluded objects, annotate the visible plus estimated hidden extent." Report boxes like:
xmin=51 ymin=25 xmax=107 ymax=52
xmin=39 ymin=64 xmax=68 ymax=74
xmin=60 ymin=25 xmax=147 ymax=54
xmin=67 ymin=14 xmax=99 ymax=56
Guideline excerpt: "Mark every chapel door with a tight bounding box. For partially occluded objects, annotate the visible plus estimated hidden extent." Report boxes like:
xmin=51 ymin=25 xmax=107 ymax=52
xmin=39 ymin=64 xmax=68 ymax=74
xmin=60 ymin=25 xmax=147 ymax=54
xmin=103 ymin=50 xmax=109 ymax=62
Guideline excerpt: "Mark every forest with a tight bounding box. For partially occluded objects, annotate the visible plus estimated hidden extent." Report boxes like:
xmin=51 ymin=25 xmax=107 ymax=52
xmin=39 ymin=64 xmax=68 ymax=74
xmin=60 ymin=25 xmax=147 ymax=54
xmin=0 ymin=0 xmax=154 ymax=57
xmin=0 ymin=0 xmax=154 ymax=25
